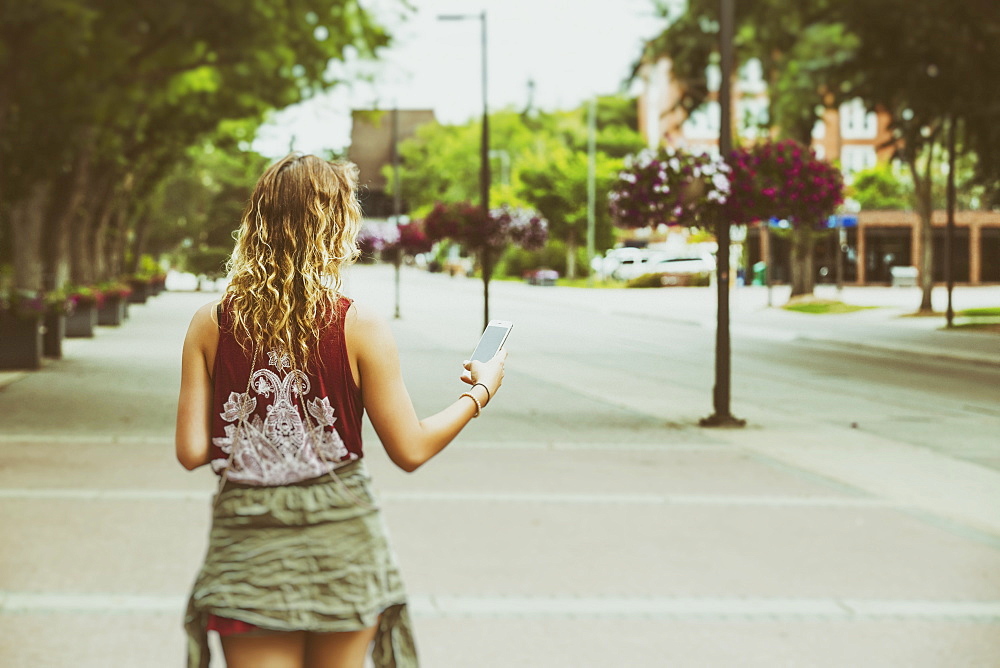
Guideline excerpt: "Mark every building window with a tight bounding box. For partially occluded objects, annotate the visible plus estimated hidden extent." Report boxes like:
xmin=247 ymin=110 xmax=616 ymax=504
xmin=739 ymin=58 xmax=766 ymax=95
xmin=840 ymin=99 xmax=878 ymax=139
xmin=682 ymin=102 xmax=720 ymax=139
xmin=840 ymin=145 xmax=877 ymax=174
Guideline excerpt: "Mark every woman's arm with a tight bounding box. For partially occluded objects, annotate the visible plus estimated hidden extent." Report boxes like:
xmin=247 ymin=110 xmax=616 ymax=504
xmin=347 ymin=303 xmax=505 ymax=472
xmin=175 ymin=302 xmax=220 ymax=470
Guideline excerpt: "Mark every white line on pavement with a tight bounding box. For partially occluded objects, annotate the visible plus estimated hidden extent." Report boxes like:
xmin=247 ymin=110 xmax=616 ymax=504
xmin=0 ymin=487 xmax=901 ymax=508
xmin=2 ymin=592 xmax=999 ymax=621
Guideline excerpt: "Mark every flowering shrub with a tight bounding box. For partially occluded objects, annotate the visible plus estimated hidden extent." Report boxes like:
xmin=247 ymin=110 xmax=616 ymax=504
xmin=0 ymin=289 xmax=45 ymax=319
xmin=44 ymin=290 xmax=73 ymax=315
xmin=423 ymin=201 xmax=548 ymax=252
xmin=609 ymin=147 xmax=731 ymax=228
xmin=98 ymin=281 xmax=132 ymax=299
xmin=493 ymin=205 xmax=548 ymax=251
xmin=423 ymin=202 xmax=484 ymax=245
xmin=395 ymin=221 xmax=434 ymax=256
xmin=68 ymin=285 xmax=104 ymax=308
xmin=356 ymin=225 xmax=400 ymax=260
xmin=725 ymin=139 xmax=843 ymax=226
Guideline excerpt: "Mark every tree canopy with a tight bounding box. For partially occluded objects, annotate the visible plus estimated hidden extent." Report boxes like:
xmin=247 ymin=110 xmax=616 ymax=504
xmin=1 ymin=0 xmax=392 ymax=292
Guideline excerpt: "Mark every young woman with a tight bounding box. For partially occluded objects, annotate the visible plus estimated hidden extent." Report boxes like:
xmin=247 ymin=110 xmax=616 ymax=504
xmin=176 ymin=154 xmax=506 ymax=668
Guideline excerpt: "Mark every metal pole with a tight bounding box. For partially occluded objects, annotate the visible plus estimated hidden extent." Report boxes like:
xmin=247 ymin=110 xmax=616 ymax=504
xmin=438 ymin=12 xmax=491 ymax=329
xmin=836 ymin=218 xmax=844 ymax=293
xmin=480 ymin=10 xmax=491 ymax=331
xmin=586 ymin=96 xmax=597 ymax=287
xmin=701 ymin=0 xmax=744 ymax=428
xmin=946 ymin=114 xmax=956 ymax=328
xmin=765 ymin=224 xmax=773 ymax=307
xmin=392 ymin=106 xmax=402 ymax=319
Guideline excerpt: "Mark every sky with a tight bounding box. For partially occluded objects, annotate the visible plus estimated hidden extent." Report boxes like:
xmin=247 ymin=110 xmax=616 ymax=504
xmin=252 ymin=0 xmax=672 ymax=158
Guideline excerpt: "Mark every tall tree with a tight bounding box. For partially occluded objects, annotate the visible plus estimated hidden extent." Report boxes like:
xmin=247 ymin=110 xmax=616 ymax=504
xmin=1 ymin=0 xmax=392 ymax=293
xmin=833 ymin=0 xmax=1000 ymax=311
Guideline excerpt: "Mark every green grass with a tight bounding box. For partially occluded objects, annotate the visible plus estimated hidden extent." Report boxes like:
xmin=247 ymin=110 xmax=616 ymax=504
xmin=958 ymin=307 xmax=1000 ymax=317
xmin=555 ymin=277 xmax=627 ymax=289
xmin=783 ymin=300 xmax=878 ymax=315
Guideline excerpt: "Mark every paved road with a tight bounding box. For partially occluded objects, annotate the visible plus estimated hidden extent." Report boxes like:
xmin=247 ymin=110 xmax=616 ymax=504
xmin=1 ymin=264 xmax=998 ymax=667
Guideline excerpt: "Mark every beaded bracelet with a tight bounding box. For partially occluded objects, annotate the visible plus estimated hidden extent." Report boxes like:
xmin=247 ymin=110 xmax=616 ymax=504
xmin=460 ymin=392 xmax=482 ymax=418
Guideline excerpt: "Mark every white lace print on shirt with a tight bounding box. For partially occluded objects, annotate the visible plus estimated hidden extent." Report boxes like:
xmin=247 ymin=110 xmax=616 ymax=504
xmin=211 ymin=349 xmax=357 ymax=486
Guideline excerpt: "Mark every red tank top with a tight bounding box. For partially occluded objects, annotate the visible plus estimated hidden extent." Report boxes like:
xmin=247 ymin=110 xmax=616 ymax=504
xmin=209 ymin=295 xmax=363 ymax=485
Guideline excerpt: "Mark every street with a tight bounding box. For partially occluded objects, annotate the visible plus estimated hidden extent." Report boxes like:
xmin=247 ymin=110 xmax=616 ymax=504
xmin=1 ymin=264 xmax=999 ymax=667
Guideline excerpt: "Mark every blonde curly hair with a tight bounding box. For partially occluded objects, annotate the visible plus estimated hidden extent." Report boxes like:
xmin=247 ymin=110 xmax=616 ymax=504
xmin=224 ymin=153 xmax=362 ymax=371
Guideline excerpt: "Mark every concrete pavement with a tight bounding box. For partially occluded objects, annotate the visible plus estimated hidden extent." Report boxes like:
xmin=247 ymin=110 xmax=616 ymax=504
xmin=0 ymin=265 xmax=998 ymax=667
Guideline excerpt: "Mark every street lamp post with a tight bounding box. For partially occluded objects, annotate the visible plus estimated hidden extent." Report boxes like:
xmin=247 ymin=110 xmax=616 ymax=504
xmin=700 ymin=0 xmax=745 ymax=428
xmin=439 ymin=11 xmax=491 ymax=330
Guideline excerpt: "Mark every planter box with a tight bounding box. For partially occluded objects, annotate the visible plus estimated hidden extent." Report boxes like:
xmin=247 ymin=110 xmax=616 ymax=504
xmin=98 ymin=295 xmax=126 ymax=326
xmin=128 ymin=281 xmax=150 ymax=304
xmin=43 ymin=312 xmax=66 ymax=359
xmin=0 ymin=313 xmax=43 ymax=369
xmin=66 ymin=304 xmax=98 ymax=338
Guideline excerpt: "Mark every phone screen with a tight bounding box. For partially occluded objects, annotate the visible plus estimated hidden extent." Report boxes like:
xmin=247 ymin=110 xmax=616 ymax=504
xmin=470 ymin=323 xmax=511 ymax=362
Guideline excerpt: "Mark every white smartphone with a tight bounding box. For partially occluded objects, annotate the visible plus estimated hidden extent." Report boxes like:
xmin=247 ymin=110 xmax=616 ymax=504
xmin=470 ymin=320 xmax=513 ymax=363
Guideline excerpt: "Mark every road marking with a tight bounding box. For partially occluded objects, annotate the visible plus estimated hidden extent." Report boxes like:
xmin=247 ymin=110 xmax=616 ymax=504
xmin=459 ymin=441 xmax=734 ymax=452
xmin=0 ymin=487 xmax=899 ymax=508
xmin=0 ymin=434 xmax=172 ymax=445
xmin=0 ymin=435 xmax=728 ymax=452
xmin=2 ymin=592 xmax=998 ymax=621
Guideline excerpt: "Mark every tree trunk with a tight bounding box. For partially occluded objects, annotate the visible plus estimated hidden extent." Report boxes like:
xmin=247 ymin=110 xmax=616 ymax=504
xmin=43 ymin=147 xmax=93 ymax=290
xmin=565 ymin=229 xmax=577 ymax=280
xmin=128 ymin=212 xmax=152 ymax=275
xmin=9 ymin=181 xmax=51 ymax=292
xmin=908 ymin=142 xmax=936 ymax=313
xmin=788 ymin=228 xmax=816 ymax=298
xmin=69 ymin=204 xmax=96 ymax=286
xmin=107 ymin=199 xmax=133 ymax=279
xmin=90 ymin=184 xmax=117 ymax=282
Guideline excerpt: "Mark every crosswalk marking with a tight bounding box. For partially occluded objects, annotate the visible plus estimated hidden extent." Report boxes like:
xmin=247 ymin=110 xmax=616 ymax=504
xmin=0 ymin=487 xmax=896 ymax=508
xmin=2 ymin=592 xmax=998 ymax=621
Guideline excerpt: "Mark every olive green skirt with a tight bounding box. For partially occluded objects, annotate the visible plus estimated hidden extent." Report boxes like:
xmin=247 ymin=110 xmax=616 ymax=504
xmin=184 ymin=460 xmax=417 ymax=667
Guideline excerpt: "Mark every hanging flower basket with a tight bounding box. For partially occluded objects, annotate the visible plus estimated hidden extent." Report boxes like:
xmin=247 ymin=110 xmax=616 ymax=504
xmin=396 ymin=221 xmax=434 ymax=256
xmin=610 ymin=147 xmax=731 ymax=229
xmin=725 ymin=139 xmax=844 ymax=227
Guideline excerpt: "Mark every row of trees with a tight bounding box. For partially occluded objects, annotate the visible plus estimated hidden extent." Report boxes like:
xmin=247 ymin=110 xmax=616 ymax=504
xmin=644 ymin=0 xmax=1000 ymax=310
xmin=387 ymin=98 xmax=647 ymax=280
xmin=1 ymin=1 xmax=390 ymax=297
xmin=611 ymin=139 xmax=844 ymax=297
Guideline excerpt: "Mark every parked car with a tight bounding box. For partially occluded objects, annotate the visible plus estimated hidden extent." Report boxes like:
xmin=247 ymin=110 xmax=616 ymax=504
xmin=642 ymin=255 xmax=716 ymax=276
xmin=591 ymin=247 xmax=649 ymax=280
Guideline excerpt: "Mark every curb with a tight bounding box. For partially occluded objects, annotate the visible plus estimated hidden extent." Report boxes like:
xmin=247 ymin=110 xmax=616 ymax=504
xmin=0 ymin=371 xmax=29 ymax=391
xmin=796 ymin=335 xmax=1000 ymax=368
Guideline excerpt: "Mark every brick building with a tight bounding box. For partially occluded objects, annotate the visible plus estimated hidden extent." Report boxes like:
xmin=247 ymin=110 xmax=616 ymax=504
xmin=347 ymin=109 xmax=436 ymax=219
xmin=635 ymin=56 xmax=1000 ymax=285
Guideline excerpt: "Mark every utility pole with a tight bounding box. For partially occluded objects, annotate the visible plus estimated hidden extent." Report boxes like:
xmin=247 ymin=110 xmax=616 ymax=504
xmin=945 ymin=114 xmax=956 ymax=328
xmin=392 ymin=106 xmax=402 ymax=319
xmin=586 ymin=96 xmax=597 ymax=287
xmin=700 ymin=0 xmax=744 ymax=428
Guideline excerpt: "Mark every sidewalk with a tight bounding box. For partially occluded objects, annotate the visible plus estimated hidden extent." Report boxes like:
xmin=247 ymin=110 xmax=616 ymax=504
xmin=0 ymin=269 xmax=998 ymax=667
xmin=478 ymin=278 xmax=1000 ymax=367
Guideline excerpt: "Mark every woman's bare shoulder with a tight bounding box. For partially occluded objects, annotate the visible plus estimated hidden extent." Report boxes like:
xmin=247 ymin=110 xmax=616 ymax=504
xmin=344 ymin=300 xmax=393 ymax=344
xmin=186 ymin=299 xmax=222 ymax=342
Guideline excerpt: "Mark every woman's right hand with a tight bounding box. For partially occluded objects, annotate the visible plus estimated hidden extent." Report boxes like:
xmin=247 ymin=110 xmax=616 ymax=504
xmin=461 ymin=350 xmax=507 ymax=404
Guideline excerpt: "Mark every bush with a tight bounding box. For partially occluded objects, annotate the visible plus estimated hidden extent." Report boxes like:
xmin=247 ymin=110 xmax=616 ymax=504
xmin=626 ymin=272 xmax=711 ymax=288
xmin=184 ymin=247 xmax=231 ymax=278
xmin=497 ymin=240 xmax=592 ymax=279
